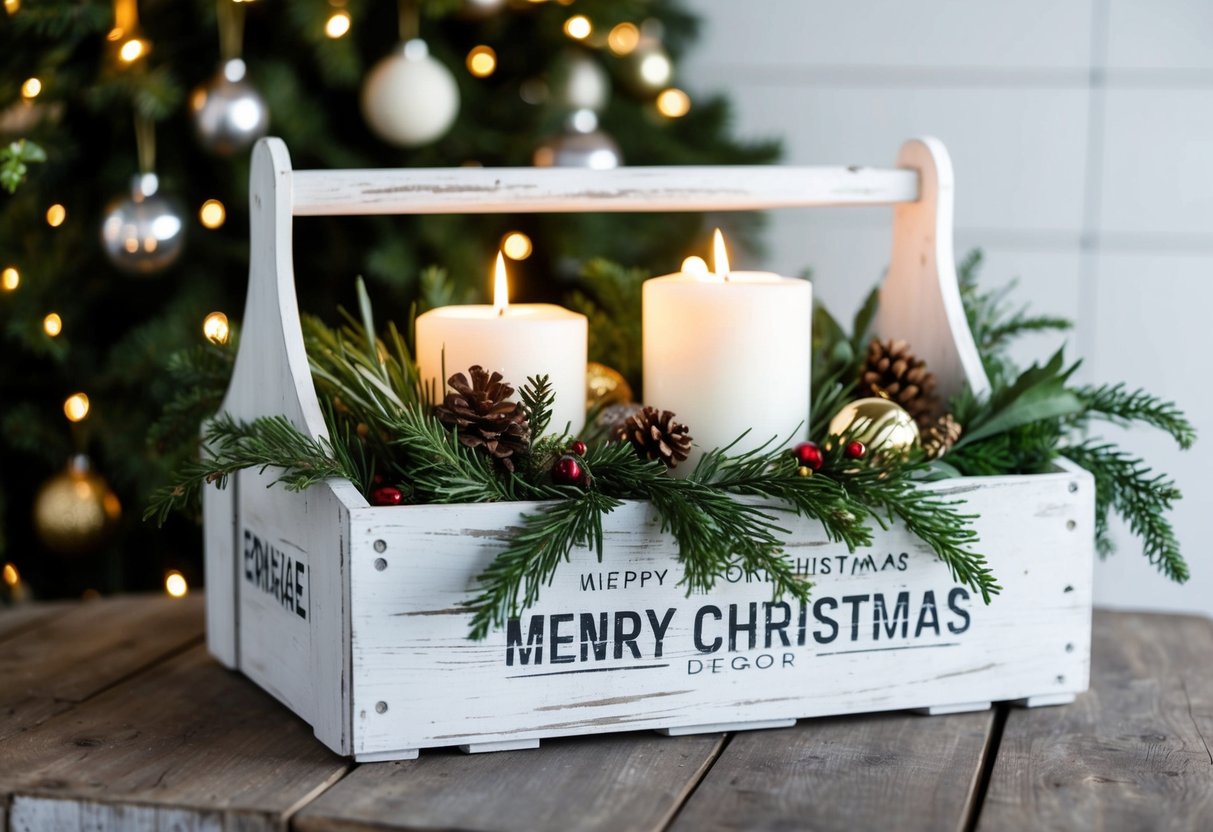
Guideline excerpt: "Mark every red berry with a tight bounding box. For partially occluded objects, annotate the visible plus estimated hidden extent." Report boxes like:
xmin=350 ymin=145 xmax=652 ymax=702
xmin=370 ymin=486 xmax=404 ymax=506
xmin=792 ymin=441 xmax=824 ymax=470
xmin=552 ymin=455 xmax=586 ymax=487
xmin=570 ymin=440 xmax=588 ymax=456
xmin=845 ymin=440 xmax=866 ymax=460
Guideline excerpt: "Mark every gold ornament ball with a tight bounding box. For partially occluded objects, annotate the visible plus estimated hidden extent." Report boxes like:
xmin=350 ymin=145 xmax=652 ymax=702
xmin=827 ymin=398 xmax=921 ymax=458
xmin=586 ymin=362 xmax=634 ymax=411
xmin=33 ymin=456 xmax=121 ymax=555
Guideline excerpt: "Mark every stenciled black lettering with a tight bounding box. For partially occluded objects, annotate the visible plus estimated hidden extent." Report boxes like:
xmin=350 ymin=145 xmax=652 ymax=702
xmin=505 ymin=615 xmax=545 ymax=666
xmin=694 ymin=605 xmax=722 ymax=653
xmin=948 ymin=587 xmax=972 ymax=634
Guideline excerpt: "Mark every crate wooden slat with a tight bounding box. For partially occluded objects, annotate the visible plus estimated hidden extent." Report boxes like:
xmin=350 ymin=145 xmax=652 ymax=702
xmin=978 ymin=612 xmax=1213 ymax=831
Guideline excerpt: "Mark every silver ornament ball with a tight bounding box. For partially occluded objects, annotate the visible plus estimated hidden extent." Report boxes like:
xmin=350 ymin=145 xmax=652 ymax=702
xmin=361 ymin=40 xmax=460 ymax=148
xmin=533 ymin=110 xmax=622 ymax=169
xmin=101 ymin=173 xmax=187 ymax=276
xmin=190 ymin=59 xmax=270 ymax=156
xmin=460 ymin=0 xmax=506 ymax=19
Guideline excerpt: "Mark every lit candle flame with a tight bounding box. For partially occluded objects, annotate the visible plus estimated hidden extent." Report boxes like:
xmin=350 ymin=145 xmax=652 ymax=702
xmin=712 ymin=228 xmax=731 ymax=280
xmin=493 ymin=252 xmax=509 ymax=316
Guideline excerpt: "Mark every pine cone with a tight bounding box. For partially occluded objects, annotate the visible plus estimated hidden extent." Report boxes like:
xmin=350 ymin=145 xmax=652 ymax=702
xmin=619 ymin=407 xmax=692 ymax=468
xmin=861 ymin=338 xmax=939 ymax=429
xmin=922 ymin=413 xmax=963 ymax=459
xmin=434 ymin=366 xmax=530 ymax=472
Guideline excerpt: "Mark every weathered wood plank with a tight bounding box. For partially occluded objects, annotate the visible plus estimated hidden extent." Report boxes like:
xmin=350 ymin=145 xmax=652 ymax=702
xmin=1 ymin=645 xmax=349 ymax=832
xmin=669 ymin=712 xmax=996 ymax=832
xmin=293 ymin=732 xmax=724 ymax=832
xmin=977 ymin=610 xmax=1213 ymax=831
xmin=0 ymin=595 xmax=205 ymax=743
xmin=0 ymin=601 xmax=71 ymax=642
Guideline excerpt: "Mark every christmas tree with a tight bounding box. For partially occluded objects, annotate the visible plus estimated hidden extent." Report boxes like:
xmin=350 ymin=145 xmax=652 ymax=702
xmin=0 ymin=0 xmax=778 ymax=600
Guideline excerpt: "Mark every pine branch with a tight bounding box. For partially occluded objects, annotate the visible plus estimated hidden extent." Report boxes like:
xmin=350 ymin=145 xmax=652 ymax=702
xmin=1061 ymin=442 xmax=1188 ymax=582
xmin=1 ymin=140 xmax=47 ymax=194
xmin=144 ymin=414 xmax=360 ymax=526
xmin=1075 ymin=383 xmax=1196 ymax=450
xmin=386 ymin=404 xmax=519 ymax=504
xmin=466 ymin=490 xmax=622 ymax=640
xmin=519 ymin=374 xmax=556 ymax=439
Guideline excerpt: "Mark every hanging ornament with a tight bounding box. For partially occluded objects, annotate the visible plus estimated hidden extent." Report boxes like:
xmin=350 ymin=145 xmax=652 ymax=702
xmin=792 ymin=441 xmax=824 ymax=471
xmin=569 ymin=440 xmax=587 ymax=456
xmin=362 ymin=3 xmax=459 ymax=148
xmin=534 ymin=109 xmax=622 ymax=169
xmin=191 ymin=1 xmax=269 ymax=155
xmin=101 ymin=171 xmax=186 ymax=275
xmin=827 ymin=398 xmax=920 ymax=459
xmin=459 ymin=0 xmax=506 ymax=20
xmin=551 ymin=454 xmax=587 ymax=487
xmin=553 ymin=49 xmax=610 ymax=113
xmin=33 ymin=455 xmax=122 ymax=555
xmin=845 ymin=440 xmax=867 ymax=460
xmin=586 ymin=362 xmax=634 ymax=411
xmin=620 ymin=20 xmax=673 ymax=95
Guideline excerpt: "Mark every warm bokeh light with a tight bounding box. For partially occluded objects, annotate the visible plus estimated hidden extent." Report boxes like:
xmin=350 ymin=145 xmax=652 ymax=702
xmin=199 ymin=199 xmax=226 ymax=229
xmin=563 ymin=15 xmax=591 ymax=40
xmin=681 ymin=255 xmax=708 ymax=277
xmin=21 ymin=77 xmax=40 ymax=98
xmin=46 ymin=203 xmax=66 ymax=227
xmin=165 ymin=571 xmax=188 ymax=598
xmin=63 ymin=392 xmax=90 ymax=423
xmin=325 ymin=11 xmax=351 ymax=39
xmin=2 ymin=563 xmax=18 ymax=586
xmin=608 ymin=22 xmax=640 ymax=55
xmin=501 ymin=231 xmax=533 ymax=261
xmin=5 ymin=0 xmax=21 ymax=16
xmin=492 ymin=252 xmax=509 ymax=315
xmin=466 ymin=45 xmax=497 ymax=78
xmin=639 ymin=51 xmax=672 ymax=87
xmin=203 ymin=311 xmax=230 ymax=345
xmin=118 ymin=37 xmax=148 ymax=63
xmin=2 ymin=267 xmax=18 ymax=291
xmin=656 ymin=87 xmax=691 ymax=118
xmin=43 ymin=312 xmax=62 ymax=337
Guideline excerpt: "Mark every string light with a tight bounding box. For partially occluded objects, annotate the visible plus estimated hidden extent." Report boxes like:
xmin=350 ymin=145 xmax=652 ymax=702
xmin=466 ymin=45 xmax=497 ymax=78
xmin=199 ymin=199 xmax=226 ymax=229
xmin=21 ymin=77 xmax=41 ymax=99
xmin=46 ymin=203 xmax=66 ymax=227
xmin=608 ymin=22 xmax=640 ymax=55
xmin=2 ymin=563 xmax=18 ymax=586
xmin=63 ymin=393 xmax=90 ymax=423
xmin=2 ymin=267 xmax=18 ymax=291
xmin=203 ymin=311 xmax=230 ymax=344
xmin=5 ymin=0 xmax=20 ymax=15
xmin=501 ymin=231 xmax=533 ymax=261
xmin=118 ymin=37 xmax=148 ymax=63
xmin=43 ymin=312 xmax=62 ymax=337
xmin=165 ymin=571 xmax=189 ymax=598
xmin=639 ymin=52 xmax=672 ymax=87
xmin=681 ymin=255 xmax=708 ymax=276
xmin=656 ymin=88 xmax=691 ymax=118
xmin=563 ymin=15 xmax=591 ymax=40
xmin=325 ymin=11 xmax=351 ymax=39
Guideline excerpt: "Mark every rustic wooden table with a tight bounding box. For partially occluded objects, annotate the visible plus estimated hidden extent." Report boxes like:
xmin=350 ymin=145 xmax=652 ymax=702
xmin=0 ymin=596 xmax=1209 ymax=831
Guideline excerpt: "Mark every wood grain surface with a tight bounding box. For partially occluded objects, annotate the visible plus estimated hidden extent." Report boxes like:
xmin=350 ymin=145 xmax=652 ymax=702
xmin=670 ymin=711 xmax=996 ymax=832
xmin=977 ymin=610 xmax=1213 ymax=831
xmin=295 ymin=732 xmax=724 ymax=832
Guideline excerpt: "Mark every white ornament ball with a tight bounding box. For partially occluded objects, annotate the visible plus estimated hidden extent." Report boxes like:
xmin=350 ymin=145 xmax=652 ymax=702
xmin=101 ymin=173 xmax=186 ymax=276
xmin=534 ymin=110 xmax=622 ymax=170
xmin=554 ymin=50 xmax=610 ymax=113
xmin=190 ymin=59 xmax=270 ymax=156
xmin=361 ymin=40 xmax=460 ymax=148
xmin=460 ymin=0 xmax=506 ymax=19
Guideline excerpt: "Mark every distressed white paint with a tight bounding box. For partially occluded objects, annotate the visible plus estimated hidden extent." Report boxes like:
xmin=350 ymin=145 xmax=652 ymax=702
xmin=202 ymin=467 xmax=238 ymax=670
xmin=206 ymin=136 xmax=1094 ymax=761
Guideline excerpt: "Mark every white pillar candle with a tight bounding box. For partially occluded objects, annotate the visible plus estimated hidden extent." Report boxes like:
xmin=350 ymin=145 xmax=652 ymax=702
xmin=416 ymin=254 xmax=588 ymax=437
xmin=643 ymin=230 xmax=812 ymax=471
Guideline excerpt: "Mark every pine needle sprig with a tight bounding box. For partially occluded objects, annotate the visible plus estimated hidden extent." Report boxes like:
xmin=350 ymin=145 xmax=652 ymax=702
xmin=466 ymin=489 xmax=622 ymax=640
xmin=1061 ymin=441 xmax=1188 ymax=582
xmin=837 ymin=462 xmax=999 ymax=603
xmin=387 ymin=404 xmax=516 ymax=504
xmin=144 ymin=413 xmax=360 ymax=525
xmin=1075 ymin=383 xmax=1196 ymax=450
xmin=519 ymin=374 xmax=556 ymax=439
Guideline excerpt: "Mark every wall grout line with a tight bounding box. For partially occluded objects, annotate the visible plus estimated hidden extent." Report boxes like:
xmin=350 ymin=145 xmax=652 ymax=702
xmin=1076 ymin=0 xmax=1111 ymax=380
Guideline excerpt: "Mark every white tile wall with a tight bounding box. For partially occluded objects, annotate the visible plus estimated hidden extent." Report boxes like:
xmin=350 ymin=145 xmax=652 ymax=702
xmin=683 ymin=0 xmax=1213 ymax=617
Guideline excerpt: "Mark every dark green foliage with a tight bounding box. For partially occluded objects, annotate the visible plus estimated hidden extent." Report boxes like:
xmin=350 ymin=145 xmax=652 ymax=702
xmin=1076 ymin=383 xmax=1196 ymax=450
xmin=809 ymin=287 xmax=877 ymax=440
xmin=519 ymin=375 xmax=556 ymax=440
xmin=566 ymin=259 xmax=646 ymax=392
xmin=1 ymin=139 xmax=47 ymax=193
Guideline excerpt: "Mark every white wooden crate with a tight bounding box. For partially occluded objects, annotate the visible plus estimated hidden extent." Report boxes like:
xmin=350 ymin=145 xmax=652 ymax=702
xmin=204 ymin=137 xmax=1093 ymax=761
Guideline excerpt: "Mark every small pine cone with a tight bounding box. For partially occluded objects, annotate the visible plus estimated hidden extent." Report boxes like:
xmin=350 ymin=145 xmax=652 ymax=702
xmin=861 ymin=337 xmax=940 ymax=430
xmin=619 ymin=407 xmax=692 ymax=468
xmin=922 ymin=413 xmax=963 ymax=459
xmin=434 ymin=366 xmax=530 ymax=472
